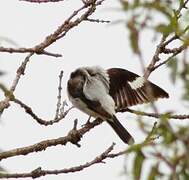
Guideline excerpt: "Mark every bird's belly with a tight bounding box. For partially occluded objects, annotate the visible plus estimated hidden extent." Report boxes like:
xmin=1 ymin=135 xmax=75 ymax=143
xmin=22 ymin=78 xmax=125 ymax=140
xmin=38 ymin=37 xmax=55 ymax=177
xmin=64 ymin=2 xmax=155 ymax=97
xmin=70 ymin=97 xmax=99 ymax=118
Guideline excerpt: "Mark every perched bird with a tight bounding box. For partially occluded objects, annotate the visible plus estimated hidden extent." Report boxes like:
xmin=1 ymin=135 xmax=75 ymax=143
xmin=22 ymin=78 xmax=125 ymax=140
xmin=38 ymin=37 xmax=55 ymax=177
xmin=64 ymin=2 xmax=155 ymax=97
xmin=67 ymin=66 xmax=169 ymax=145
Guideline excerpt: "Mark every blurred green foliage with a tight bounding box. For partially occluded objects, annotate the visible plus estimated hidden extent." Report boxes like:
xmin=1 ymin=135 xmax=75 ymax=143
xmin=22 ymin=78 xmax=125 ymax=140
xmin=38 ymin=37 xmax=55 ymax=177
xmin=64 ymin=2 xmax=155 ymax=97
xmin=122 ymin=115 xmax=189 ymax=179
xmin=119 ymin=0 xmax=189 ymax=102
xmin=119 ymin=0 xmax=189 ymax=179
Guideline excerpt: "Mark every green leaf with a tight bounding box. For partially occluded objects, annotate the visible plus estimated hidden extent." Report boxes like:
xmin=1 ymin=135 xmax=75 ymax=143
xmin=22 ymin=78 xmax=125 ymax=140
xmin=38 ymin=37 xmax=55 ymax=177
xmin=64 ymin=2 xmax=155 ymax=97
xmin=127 ymin=19 xmax=140 ymax=54
xmin=155 ymin=9 xmax=181 ymax=36
xmin=133 ymin=0 xmax=140 ymax=7
xmin=143 ymin=2 xmax=172 ymax=19
xmin=155 ymin=24 xmax=173 ymax=36
xmin=182 ymin=80 xmax=189 ymax=101
xmin=133 ymin=151 xmax=145 ymax=180
xmin=171 ymin=10 xmax=180 ymax=35
xmin=167 ymin=58 xmax=178 ymax=84
xmin=119 ymin=0 xmax=129 ymax=11
xmin=147 ymin=164 xmax=159 ymax=180
xmin=179 ymin=0 xmax=184 ymax=9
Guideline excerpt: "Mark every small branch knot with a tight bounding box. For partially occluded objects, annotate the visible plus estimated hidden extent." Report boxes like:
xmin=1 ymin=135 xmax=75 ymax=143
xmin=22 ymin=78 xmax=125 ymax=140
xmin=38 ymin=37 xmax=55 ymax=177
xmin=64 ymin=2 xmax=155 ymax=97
xmin=16 ymin=66 xmax=25 ymax=75
xmin=68 ymin=119 xmax=82 ymax=147
xmin=31 ymin=167 xmax=43 ymax=179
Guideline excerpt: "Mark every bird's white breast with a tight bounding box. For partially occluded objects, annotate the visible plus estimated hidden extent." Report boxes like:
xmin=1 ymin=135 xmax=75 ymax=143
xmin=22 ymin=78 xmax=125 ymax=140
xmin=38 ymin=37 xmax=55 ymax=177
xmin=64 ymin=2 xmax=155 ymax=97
xmin=69 ymin=96 xmax=100 ymax=118
xmin=83 ymin=76 xmax=116 ymax=116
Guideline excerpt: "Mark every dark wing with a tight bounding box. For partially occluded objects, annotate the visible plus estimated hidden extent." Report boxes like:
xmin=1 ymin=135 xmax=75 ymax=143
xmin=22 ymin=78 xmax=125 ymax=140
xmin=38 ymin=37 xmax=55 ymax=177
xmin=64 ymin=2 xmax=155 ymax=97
xmin=107 ymin=68 xmax=169 ymax=112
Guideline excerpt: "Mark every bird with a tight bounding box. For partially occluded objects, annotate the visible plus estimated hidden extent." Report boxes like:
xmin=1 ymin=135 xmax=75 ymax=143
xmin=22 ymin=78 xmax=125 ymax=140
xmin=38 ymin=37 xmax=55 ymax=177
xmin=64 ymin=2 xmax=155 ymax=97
xmin=67 ymin=66 xmax=169 ymax=145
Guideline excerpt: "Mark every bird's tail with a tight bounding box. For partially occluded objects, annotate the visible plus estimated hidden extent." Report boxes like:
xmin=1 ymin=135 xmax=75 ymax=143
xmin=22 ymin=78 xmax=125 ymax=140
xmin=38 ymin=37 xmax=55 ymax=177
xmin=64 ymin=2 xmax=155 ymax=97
xmin=107 ymin=115 xmax=134 ymax=145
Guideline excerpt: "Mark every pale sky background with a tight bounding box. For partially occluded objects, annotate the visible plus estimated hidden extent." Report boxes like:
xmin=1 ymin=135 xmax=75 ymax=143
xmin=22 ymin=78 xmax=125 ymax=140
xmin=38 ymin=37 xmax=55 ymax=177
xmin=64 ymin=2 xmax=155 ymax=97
xmin=0 ymin=0 xmax=186 ymax=180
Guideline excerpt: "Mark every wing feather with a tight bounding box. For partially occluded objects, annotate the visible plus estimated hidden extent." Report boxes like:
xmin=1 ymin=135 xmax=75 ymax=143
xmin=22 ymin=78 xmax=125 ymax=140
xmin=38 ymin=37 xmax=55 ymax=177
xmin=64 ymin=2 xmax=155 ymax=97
xmin=107 ymin=68 xmax=169 ymax=112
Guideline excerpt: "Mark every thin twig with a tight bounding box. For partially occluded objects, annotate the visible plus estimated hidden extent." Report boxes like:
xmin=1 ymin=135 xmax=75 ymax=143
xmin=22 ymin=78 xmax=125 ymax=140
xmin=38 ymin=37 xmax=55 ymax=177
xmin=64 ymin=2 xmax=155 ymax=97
xmin=0 ymin=53 xmax=33 ymax=113
xmin=153 ymin=44 xmax=187 ymax=70
xmin=11 ymin=53 xmax=34 ymax=92
xmin=0 ymin=47 xmax=62 ymax=57
xmin=144 ymin=0 xmax=189 ymax=78
xmin=0 ymin=115 xmax=161 ymax=162
xmin=177 ymin=0 xmax=189 ymax=13
xmin=144 ymin=35 xmax=166 ymax=78
xmin=0 ymin=0 xmax=106 ymax=115
xmin=32 ymin=0 xmax=103 ymax=51
xmin=85 ymin=18 xmax=110 ymax=23
xmin=0 ymin=1 xmax=104 ymax=56
xmin=152 ymin=152 xmax=174 ymax=169
xmin=13 ymin=98 xmax=73 ymax=125
xmin=0 ymin=143 xmax=115 ymax=179
xmin=0 ymin=118 xmax=103 ymax=161
xmin=124 ymin=108 xmax=189 ymax=120
xmin=54 ymin=70 xmax=64 ymax=119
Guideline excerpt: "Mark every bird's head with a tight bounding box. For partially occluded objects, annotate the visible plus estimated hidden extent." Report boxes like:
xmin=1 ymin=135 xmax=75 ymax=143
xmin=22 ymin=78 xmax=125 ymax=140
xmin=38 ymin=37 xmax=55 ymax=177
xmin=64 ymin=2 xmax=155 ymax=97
xmin=68 ymin=68 xmax=89 ymax=86
xmin=68 ymin=66 xmax=106 ymax=83
xmin=67 ymin=68 xmax=91 ymax=98
xmin=67 ymin=66 xmax=110 ymax=96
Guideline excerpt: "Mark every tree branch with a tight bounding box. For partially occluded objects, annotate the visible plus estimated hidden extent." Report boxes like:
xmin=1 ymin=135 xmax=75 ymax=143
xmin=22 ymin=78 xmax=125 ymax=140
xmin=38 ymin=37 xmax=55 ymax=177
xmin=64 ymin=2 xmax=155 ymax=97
xmin=0 ymin=0 xmax=105 ymax=57
xmin=85 ymin=18 xmax=110 ymax=23
xmin=121 ymin=108 xmax=189 ymax=120
xmin=13 ymin=98 xmax=73 ymax=125
xmin=0 ymin=53 xmax=33 ymax=113
xmin=0 ymin=70 xmax=70 ymax=126
xmin=144 ymin=0 xmax=189 ymax=78
xmin=0 ymin=143 xmax=115 ymax=179
xmin=54 ymin=70 xmax=64 ymax=119
xmin=0 ymin=0 xmax=106 ymax=115
xmin=143 ymin=35 xmax=166 ymax=78
xmin=0 ymin=47 xmax=62 ymax=57
xmin=153 ymin=44 xmax=187 ymax=70
xmin=0 ymin=118 xmax=103 ymax=161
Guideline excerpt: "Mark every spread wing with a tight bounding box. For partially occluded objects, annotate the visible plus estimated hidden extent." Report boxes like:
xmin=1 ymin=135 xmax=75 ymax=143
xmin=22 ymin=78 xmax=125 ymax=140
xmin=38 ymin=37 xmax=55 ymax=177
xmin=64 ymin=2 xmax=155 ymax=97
xmin=107 ymin=68 xmax=169 ymax=112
